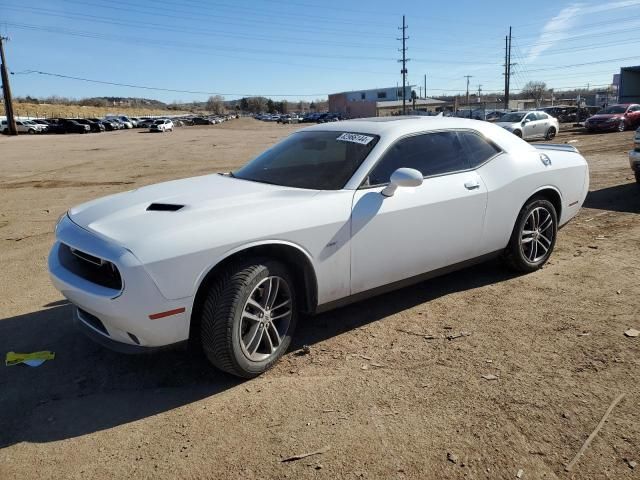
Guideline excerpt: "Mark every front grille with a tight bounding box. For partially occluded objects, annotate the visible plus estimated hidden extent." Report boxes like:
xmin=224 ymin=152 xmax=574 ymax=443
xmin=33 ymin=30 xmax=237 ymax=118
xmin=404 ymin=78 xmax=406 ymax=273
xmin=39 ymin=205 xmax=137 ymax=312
xmin=77 ymin=308 xmax=108 ymax=335
xmin=59 ymin=244 xmax=123 ymax=290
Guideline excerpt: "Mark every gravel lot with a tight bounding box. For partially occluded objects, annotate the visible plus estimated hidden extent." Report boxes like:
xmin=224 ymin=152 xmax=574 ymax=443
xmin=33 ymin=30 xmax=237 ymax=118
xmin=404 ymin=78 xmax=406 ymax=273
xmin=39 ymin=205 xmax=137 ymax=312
xmin=0 ymin=119 xmax=638 ymax=479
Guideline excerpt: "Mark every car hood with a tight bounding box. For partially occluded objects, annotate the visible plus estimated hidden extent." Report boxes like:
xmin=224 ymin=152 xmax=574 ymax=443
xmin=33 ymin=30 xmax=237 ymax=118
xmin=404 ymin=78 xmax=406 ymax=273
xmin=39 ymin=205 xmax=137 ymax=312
xmin=495 ymin=121 xmax=519 ymax=129
xmin=68 ymin=174 xmax=320 ymax=247
xmin=588 ymin=113 xmax=622 ymax=120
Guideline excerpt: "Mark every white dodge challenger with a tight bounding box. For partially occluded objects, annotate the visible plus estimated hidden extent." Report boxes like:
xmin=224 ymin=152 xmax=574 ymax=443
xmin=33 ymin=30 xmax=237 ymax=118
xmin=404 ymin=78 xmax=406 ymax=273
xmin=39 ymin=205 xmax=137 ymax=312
xmin=49 ymin=117 xmax=589 ymax=377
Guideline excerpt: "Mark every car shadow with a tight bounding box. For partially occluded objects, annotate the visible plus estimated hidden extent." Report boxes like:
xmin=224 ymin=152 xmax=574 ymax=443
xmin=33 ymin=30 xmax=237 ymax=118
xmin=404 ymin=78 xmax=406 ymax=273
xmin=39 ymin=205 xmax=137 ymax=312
xmin=583 ymin=182 xmax=639 ymax=214
xmin=292 ymin=259 xmax=518 ymax=350
xmin=0 ymin=259 xmax=517 ymax=447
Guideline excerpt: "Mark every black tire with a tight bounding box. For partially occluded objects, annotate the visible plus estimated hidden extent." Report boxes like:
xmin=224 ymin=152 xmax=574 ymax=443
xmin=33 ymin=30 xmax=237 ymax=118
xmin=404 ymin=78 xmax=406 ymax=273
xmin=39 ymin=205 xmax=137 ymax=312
xmin=28 ymin=129 xmax=35 ymax=135
xmin=200 ymin=259 xmax=297 ymax=378
xmin=545 ymin=127 xmax=556 ymax=140
xmin=504 ymin=197 xmax=558 ymax=273
xmin=635 ymin=171 xmax=640 ymax=185
xmin=618 ymin=120 xmax=626 ymax=132
xmin=513 ymin=129 xmax=523 ymax=138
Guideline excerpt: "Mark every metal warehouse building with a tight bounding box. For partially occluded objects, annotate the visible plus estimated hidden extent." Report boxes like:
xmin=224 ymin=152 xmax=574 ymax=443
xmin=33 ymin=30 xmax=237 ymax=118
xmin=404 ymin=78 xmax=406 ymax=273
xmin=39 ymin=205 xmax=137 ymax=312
xmin=619 ymin=66 xmax=640 ymax=103
xmin=329 ymin=86 xmax=445 ymax=118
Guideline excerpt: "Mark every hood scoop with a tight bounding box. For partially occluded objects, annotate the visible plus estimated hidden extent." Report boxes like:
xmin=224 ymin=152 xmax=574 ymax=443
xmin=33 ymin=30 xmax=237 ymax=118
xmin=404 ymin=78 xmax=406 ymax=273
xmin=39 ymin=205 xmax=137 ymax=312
xmin=146 ymin=203 xmax=184 ymax=212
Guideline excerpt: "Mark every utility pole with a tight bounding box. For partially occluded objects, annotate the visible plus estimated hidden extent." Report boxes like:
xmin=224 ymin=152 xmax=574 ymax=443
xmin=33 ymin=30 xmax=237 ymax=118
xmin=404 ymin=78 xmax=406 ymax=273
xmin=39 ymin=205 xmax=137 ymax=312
xmin=397 ymin=15 xmax=409 ymax=115
xmin=464 ymin=75 xmax=473 ymax=118
xmin=424 ymin=74 xmax=427 ymax=99
xmin=503 ymin=26 xmax=515 ymax=110
xmin=477 ymin=84 xmax=482 ymax=99
xmin=0 ymin=36 xmax=17 ymax=136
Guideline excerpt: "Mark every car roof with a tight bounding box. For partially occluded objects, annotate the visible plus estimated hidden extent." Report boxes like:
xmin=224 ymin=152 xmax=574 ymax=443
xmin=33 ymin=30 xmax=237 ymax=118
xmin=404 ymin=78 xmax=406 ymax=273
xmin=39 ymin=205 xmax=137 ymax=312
xmin=300 ymin=116 xmax=534 ymax=153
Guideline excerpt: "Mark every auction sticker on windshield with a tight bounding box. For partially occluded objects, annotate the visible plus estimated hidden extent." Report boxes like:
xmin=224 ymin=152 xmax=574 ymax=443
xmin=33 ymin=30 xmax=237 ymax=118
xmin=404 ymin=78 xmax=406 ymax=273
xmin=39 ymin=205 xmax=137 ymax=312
xmin=336 ymin=132 xmax=375 ymax=145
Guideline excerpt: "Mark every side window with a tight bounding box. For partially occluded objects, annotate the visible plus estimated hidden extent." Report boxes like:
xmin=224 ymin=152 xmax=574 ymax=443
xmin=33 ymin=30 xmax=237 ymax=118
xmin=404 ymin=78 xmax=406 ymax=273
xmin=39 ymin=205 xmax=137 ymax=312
xmin=458 ymin=131 xmax=501 ymax=168
xmin=525 ymin=113 xmax=536 ymax=122
xmin=368 ymin=132 xmax=468 ymax=185
xmin=536 ymin=112 xmax=548 ymax=120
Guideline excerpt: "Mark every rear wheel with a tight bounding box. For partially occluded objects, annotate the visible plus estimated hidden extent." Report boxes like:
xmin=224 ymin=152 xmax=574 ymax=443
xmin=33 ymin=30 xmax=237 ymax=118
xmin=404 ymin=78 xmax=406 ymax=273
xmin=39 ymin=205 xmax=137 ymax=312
xmin=200 ymin=259 xmax=297 ymax=378
xmin=504 ymin=197 xmax=557 ymax=272
xmin=545 ymin=127 xmax=556 ymax=140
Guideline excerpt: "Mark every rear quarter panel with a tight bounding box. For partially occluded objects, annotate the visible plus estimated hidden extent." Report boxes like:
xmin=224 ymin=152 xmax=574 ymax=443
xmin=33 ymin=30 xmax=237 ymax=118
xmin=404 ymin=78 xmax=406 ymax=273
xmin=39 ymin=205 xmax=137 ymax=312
xmin=478 ymin=149 xmax=588 ymax=253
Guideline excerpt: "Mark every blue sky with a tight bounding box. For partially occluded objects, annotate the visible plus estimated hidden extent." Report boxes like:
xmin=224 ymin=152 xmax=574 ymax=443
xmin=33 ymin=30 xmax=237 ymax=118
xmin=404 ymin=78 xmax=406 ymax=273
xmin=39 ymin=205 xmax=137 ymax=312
xmin=2 ymin=0 xmax=640 ymax=102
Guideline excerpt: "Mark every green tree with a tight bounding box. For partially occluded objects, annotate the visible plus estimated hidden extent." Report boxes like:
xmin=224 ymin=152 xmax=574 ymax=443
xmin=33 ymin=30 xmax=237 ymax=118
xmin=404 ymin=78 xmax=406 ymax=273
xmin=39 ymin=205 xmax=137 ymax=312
xmin=267 ymin=99 xmax=275 ymax=113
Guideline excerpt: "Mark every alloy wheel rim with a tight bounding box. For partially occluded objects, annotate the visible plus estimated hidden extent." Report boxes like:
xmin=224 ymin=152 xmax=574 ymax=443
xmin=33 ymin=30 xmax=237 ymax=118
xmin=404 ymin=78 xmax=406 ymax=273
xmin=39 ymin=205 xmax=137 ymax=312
xmin=239 ymin=276 xmax=292 ymax=362
xmin=520 ymin=206 xmax=554 ymax=263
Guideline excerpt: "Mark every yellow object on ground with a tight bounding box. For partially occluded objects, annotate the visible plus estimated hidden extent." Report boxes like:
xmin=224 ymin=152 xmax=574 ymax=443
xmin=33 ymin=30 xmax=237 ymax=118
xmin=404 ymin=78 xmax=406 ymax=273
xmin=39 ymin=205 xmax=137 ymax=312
xmin=5 ymin=351 xmax=55 ymax=367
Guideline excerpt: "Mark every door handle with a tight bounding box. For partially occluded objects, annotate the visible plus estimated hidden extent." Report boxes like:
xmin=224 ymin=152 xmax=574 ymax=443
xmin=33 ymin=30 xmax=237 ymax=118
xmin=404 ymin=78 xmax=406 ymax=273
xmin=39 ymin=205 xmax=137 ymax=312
xmin=464 ymin=180 xmax=480 ymax=190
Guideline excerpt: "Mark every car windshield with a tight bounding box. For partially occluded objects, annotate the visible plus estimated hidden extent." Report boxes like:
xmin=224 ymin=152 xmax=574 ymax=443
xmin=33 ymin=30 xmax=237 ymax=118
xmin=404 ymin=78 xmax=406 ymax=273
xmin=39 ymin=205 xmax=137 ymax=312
xmin=233 ymin=131 xmax=380 ymax=190
xmin=597 ymin=105 xmax=627 ymax=114
xmin=500 ymin=112 xmax=526 ymax=122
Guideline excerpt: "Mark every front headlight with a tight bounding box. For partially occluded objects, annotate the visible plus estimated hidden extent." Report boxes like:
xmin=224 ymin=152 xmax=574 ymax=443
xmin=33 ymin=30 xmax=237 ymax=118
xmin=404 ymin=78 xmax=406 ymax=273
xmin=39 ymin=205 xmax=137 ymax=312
xmin=606 ymin=117 xmax=619 ymax=123
xmin=54 ymin=212 xmax=67 ymax=234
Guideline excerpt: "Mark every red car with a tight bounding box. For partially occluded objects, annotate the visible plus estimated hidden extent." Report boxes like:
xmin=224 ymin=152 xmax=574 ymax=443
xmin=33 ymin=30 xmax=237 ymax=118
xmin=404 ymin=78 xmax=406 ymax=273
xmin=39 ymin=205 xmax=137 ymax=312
xmin=584 ymin=103 xmax=640 ymax=132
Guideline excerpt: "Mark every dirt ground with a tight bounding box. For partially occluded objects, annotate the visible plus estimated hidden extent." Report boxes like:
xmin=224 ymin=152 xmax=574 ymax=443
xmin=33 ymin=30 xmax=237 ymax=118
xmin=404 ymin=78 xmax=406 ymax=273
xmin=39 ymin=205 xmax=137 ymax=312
xmin=0 ymin=119 xmax=638 ymax=479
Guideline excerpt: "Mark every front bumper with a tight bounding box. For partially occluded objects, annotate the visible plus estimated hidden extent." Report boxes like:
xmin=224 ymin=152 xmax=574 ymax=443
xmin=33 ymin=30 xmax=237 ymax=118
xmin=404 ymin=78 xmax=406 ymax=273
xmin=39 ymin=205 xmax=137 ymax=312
xmin=74 ymin=307 xmax=187 ymax=353
xmin=48 ymin=215 xmax=192 ymax=349
xmin=585 ymin=122 xmax=619 ymax=131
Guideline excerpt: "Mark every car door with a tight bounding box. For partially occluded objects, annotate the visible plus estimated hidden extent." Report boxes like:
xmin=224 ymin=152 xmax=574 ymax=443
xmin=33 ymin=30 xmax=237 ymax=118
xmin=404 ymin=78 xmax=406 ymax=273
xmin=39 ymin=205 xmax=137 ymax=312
xmin=627 ymin=105 xmax=640 ymax=127
xmin=536 ymin=112 xmax=550 ymax=134
xmin=349 ymin=130 xmax=490 ymax=295
xmin=522 ymin=113 xmax=538 ymax=139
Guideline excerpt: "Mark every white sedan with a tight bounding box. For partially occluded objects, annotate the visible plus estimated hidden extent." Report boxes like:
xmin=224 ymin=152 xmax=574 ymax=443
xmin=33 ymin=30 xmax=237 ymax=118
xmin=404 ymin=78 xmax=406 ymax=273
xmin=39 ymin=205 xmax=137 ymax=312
xmin=496 ymin=111 xmax=559 ymax=140
xmin=48 ymin=117 xmax=589 ymax=377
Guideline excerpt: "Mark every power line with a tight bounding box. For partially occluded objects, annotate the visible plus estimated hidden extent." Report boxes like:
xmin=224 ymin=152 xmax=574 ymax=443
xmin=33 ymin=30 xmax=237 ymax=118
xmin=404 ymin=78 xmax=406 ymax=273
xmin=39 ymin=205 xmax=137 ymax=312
xmin=15 ymin=70 xmax=329 ymax=97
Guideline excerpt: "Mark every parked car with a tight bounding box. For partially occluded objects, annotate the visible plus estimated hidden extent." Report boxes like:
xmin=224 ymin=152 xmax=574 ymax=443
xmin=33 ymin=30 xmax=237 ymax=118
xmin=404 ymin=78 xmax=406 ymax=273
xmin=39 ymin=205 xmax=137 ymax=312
xmin=36 ymin=119 xmax=90 ymax=134
xmin=32 ymin=119 xmax=51 ymax=132
xmin=137 ymin=118 xmax=156 ymax=129
xmin=48 ymin=117 xmax=589 ymax=378
xmin=106 ymin=116 xmax=134 ymax=129
xmin=73 ymin=119 xmax=105 ymax=133
xmin=149 ymin=119 xmax=173 ymax=132
xmin=496 ymin=111 xmax=559 ymax=140
xmin=22 ymin=120 xmax=47 ymax=133
xmin=1 ymin=120 xmax=39 ymax=134
xmin=629 ymin=127 xmax=640 ymax=184
xmin=89 ymin=118 xmax=115 ymax=131
xmin=485 ymin=110 xmax=507 ymax=122
xmin=584 ymin=104 xmax=640 ymax=132
xmin=192 ymin=117 xmax=213 ymax=125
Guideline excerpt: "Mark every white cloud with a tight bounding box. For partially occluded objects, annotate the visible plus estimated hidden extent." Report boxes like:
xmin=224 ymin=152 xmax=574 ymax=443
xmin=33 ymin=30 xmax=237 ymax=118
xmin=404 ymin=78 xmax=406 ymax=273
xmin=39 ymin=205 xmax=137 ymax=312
xmin=525 ymin=0 xmax=640 ymax=63
xmin=526 ymin=3 xmax=583 ymax=63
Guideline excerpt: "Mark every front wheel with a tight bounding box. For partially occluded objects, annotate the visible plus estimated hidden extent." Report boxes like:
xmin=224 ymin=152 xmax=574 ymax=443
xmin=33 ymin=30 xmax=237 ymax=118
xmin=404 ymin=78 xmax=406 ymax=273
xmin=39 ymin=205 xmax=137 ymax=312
xmin=504 ymin=198 xmax=558 ymax=272
xmin=513 ymin=129 xmax=523 ymax=138
xmin=618 ymin=120 xmax=626 ymax=132
xmin=200 ymin=259 xmax=297 ymax=378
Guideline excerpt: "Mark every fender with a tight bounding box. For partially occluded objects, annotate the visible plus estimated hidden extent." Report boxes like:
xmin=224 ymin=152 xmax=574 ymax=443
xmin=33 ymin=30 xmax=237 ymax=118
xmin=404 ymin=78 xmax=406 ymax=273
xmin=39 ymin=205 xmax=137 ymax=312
xmin=191 ymin=239 xmax=317 ymax=302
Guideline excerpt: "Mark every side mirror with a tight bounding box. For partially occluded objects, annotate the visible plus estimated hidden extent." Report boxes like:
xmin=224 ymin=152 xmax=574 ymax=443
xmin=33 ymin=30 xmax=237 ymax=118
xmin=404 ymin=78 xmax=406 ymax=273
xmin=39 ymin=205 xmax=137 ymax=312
xmin=381 ymin=168 xmax=423 ymax=197
xmin=522 ymin=118 xmax=530 ymax=125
